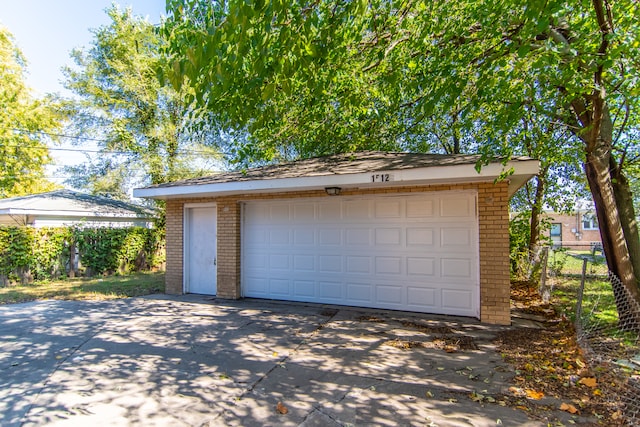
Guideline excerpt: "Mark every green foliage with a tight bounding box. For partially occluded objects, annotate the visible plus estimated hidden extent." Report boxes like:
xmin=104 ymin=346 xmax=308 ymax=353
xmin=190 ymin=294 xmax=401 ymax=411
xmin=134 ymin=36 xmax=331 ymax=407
xmin=509 ymin=212 xmax=532 ymax=279
xmin=73 ymin=227 xmax=164 ymax=275
xmin=62 ymin=5 xmax=221 ymax=198
xmin=0 ymin=227 xmax=70 ymax=282
xmin=0 ymin=226 xmax=163 ymax=284
xmin=0 ymin=26 xmax=62 ymax=197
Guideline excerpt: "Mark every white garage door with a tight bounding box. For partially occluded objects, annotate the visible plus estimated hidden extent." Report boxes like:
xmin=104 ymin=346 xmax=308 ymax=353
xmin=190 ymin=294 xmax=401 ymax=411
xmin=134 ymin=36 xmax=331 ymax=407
xmin=242 ymin=191 xmax=479 ymax=317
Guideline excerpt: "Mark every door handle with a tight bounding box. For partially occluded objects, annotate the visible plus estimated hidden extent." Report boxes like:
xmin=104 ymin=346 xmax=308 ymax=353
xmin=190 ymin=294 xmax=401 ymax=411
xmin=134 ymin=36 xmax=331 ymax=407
xmin=213 ymin=258 xmax=217 ymax=266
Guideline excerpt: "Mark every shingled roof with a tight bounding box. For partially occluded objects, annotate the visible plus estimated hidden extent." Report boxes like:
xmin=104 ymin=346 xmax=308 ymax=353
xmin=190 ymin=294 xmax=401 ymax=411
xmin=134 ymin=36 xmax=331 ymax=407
xmin=134 ymin=151 xmax=539 ymax=200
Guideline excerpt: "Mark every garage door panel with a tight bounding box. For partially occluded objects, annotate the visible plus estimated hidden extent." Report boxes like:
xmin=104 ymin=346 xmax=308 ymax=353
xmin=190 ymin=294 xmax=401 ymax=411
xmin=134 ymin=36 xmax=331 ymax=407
xmin=345 ymin=200 xmax=371 ymax=219
xmin=375 ymin=228 xmax=402 ymax=245
xmin=441 ymin=227 xmax=474 ymax=247
xmin=346 ymin=256 xmax=371 ymax=274
xmin=319 ymin=281 xmax=343 ymax=300
xmin=347 ymin=282 xmax=373 ymax=302
xmin=346 ymin=228 xmax=371 ymax=246
xmin=269 ymin=254 xmax=290 ymax=270
xmin=245 ymin=228 xmax=267 ymax=245
xmin=375 ymin=257 xmax=403 ymax=275
xmin=244 ymin=276 xmax=268 ymax=295
xmin=244 ymin=252 xmax=267 ymax=269
xmin=294 ymin=228 xmax=315 ymax=245
xmin=407 ymin=257 xmax=436 ymax=276
xmin=270 ymin=204 xmax=290 ymax=221
xmin=375 ymin=200 xmax=402 ymax=218
xmin=440 ymin=196 xmax=474 ymax=218
xmin=376 ymin=284 xmax=403 ymax=305
xmin=319 ymin=202 xmax=341 ymax=220
xmin=269 ymin=279 xmax=290 ymax=296
xmin=441 ymin=258 xmax=472 ymax=278
xmin=442 ymin=289 xmax=474 ymax=311
xmin=407 ymin=199 xmax=435 ymax=218
xmin=294 ymin=280 xmax=315 ymax=298
xmin=407 ymin=228 xmax=435 ymax=246
xmin=319 ymin=255 xmax=342 ymax=272
xmin=243 ymin=192 xmax=479 ymax=317
xmin=293 ymin=204 xmax=315 ymax=220
xmin=406 ymin=286 xmax=438 ymax=308
xmin=293 ymin=255 xmax=315 ymax=271
xmin=319 ymin=228 xmax=342 ymax=245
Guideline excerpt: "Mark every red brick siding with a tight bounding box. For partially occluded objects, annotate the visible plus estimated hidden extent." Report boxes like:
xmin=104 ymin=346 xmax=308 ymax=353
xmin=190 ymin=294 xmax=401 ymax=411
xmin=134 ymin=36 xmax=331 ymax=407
xmin=544 ymin=212 xmax=601 ymax=250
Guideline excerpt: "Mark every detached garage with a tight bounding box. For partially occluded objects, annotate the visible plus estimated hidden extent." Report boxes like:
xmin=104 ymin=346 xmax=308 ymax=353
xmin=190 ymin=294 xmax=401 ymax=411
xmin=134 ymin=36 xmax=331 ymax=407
xmin=134 ymin=152 xmax=538 ymax=325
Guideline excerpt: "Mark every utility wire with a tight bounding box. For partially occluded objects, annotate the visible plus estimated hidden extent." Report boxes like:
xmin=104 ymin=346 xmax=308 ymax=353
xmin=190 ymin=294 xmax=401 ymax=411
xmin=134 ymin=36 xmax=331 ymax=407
xmin=4 ymin=127 xmax=226 ymax=156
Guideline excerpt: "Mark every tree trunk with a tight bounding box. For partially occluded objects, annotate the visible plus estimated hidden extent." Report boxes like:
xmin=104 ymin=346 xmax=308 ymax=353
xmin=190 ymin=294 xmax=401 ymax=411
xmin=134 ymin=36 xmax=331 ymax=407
xmin=584 ymin=146 xmax=640 ymax=322
xmin=527 ymin=174 xmax=547 ymax=283
xmin=610 ymin=158 xmax=640 ymax=287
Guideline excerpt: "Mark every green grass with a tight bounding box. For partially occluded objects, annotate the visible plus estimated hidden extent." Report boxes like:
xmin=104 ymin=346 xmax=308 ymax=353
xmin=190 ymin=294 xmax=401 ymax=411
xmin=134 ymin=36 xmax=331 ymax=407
xmin=552 ymin=276 xmax=619 ymax=327
xmin=548 ymin=250 xmax=608 ymax=276
xmin=0 ymin=271 xmax=165 ymax=304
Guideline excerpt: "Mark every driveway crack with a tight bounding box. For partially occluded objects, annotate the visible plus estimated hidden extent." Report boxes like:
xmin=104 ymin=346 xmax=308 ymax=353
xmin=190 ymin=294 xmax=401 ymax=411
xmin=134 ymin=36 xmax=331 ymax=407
xmin=237 ymin=308 xmax=340 ymax=400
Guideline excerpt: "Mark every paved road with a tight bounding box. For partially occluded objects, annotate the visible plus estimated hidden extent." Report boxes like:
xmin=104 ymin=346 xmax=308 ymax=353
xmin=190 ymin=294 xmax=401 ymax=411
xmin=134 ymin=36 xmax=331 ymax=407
xmin=0 ymin=295 xmax=583 ymax=426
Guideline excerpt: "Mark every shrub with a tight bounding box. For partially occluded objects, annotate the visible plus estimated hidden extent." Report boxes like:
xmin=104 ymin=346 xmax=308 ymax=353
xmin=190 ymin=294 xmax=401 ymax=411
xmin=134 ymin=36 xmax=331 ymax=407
xmin=0 ymin=226 xmax=164 ymax=285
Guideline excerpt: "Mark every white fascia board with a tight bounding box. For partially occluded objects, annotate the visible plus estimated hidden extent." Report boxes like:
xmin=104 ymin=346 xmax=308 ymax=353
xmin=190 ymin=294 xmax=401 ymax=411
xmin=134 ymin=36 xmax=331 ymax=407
xmin=134 ymin=159 xmax=540 ymax=200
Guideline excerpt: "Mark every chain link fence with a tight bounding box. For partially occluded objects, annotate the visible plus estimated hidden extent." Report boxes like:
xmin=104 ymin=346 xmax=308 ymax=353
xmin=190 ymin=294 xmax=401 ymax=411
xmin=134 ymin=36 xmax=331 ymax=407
xmin=572 ymin=265 xmax=640 ymax=425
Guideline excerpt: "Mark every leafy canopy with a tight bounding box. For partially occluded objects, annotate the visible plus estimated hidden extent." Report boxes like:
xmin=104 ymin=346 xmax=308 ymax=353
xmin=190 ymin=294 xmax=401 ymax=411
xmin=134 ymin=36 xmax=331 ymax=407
xmin=0 ymin=26 xmax=62 ymax=197
xmin=62 ymin=6 xmax=221 ymax=199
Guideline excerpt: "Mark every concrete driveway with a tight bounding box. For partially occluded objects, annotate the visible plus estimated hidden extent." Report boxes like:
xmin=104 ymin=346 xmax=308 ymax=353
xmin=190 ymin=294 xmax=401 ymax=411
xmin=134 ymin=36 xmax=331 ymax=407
xmin=1 ymin=295 xmax=552 ymax=426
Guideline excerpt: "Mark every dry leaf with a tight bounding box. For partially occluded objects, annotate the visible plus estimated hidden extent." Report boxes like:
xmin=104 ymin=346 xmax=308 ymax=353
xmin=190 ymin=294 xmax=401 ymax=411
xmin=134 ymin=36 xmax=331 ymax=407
xmin=276 ymin=402 xmax=288 ymax=415
xmin=578 ymin=377 xmax=597 ymax=388
xmin=525 ymin=389 xmax=545 ymax=400
xmin=560 ymin=403 xmax=579 ymax=414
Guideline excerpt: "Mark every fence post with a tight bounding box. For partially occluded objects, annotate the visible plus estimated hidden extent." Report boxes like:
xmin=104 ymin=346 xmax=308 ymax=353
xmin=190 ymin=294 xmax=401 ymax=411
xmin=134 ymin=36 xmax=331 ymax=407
xmin=575 ymin=258 xmax=588 ymax=335
xmin=539 ymin=247 xmax=550 ymax=302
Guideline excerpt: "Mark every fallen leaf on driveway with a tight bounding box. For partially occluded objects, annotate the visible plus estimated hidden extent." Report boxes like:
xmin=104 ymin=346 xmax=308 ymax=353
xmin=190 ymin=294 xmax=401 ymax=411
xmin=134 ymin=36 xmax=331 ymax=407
xmin=276 ymin=401 xmax=288 ymax=415
xmin=525 ymin=389 xmax=544 ymax=400
xmin=560 ymin=402 xmax=579 ymax=414
xmin=578 ymin=377 xmax=597 ymax=388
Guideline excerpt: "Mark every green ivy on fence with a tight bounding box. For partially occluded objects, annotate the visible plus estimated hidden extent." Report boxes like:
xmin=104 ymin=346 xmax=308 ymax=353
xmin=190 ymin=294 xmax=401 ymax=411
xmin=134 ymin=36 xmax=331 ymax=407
xmin=0 ymin=226 xmax=164 ymax=285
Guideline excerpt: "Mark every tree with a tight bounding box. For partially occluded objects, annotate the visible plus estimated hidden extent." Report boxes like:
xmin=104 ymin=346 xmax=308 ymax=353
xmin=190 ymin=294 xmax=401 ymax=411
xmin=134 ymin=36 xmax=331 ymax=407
xmin=0 ymin=26 xmax=61 ymax=197
xmin=62 ymin=6 xmax=221 ymax=199
xmin=163 ymin=1 xmax=640 ymax=305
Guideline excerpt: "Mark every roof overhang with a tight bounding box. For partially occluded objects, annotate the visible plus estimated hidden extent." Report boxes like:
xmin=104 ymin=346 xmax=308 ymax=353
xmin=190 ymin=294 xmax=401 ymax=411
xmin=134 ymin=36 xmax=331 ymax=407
xmin=0 ymin=208 xmax=148 ymax=219
xmin=134 ymin=159 xmax=539 ymax=200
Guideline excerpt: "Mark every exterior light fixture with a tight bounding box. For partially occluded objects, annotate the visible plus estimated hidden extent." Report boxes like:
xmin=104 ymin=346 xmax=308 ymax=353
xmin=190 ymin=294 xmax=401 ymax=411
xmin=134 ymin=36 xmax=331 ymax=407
xmin=325 ymin=187 xmax=342 ymax=196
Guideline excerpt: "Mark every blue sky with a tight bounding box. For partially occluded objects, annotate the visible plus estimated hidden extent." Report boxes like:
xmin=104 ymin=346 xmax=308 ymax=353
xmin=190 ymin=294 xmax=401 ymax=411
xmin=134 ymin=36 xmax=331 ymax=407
xmin=0 ymin=0 xmax=166 ymax=95
xmin=1 ymin=1 xmax=167 ymax=187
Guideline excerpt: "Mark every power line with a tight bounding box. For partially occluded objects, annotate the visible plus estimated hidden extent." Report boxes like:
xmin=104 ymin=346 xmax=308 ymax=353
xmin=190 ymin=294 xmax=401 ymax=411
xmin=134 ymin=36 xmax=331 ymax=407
xmin=4 ymin=127 xmax=226 ymax=156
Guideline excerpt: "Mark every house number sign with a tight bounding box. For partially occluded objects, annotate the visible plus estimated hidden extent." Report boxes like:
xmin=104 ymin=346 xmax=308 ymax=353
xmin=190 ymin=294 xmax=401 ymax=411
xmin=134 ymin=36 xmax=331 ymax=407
xmin=371 ymin=173 xmax=394 ymax=183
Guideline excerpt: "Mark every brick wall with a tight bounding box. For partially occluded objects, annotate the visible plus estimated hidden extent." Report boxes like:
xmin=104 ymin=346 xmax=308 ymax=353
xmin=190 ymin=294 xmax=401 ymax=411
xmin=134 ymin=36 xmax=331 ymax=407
xmin=165 ymin=200 xmax=184 ymax=294
xmin=544 ymin=212 xmax=602 ymax=250
xmin=477 ymin=182 xmax=511 ymax=325
xmin=162 ymin=181 xmax=512 ymax=325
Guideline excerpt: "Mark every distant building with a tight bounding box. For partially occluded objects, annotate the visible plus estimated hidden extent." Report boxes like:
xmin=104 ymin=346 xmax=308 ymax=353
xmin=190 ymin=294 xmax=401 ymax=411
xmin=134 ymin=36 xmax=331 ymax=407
xmin=544 ymin=209 xmax=601 ymax=251
xmin=0 ymin=189 xmax=155 ymax=228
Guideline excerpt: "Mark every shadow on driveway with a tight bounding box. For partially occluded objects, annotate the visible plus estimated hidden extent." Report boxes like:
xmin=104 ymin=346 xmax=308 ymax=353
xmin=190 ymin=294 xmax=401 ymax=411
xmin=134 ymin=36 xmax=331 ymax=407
xmin=1 ymin=295 xmax=551 ymax=426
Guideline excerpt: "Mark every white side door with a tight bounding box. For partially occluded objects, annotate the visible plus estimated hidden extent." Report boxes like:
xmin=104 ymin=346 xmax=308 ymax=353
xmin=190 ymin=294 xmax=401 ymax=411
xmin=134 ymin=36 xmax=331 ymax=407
xmin=185 ymin=204 xmax=217 ymax=295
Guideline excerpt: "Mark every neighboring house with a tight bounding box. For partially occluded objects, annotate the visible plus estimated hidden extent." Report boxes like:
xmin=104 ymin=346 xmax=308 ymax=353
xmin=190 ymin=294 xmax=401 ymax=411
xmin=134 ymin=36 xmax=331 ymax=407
xmin=0 ymin=189 xmax=155 ymax=228
xmin=544 ymin=209 xmax=602 ymax=251
xmin=134 ymin=151 xmax=539 ymax=325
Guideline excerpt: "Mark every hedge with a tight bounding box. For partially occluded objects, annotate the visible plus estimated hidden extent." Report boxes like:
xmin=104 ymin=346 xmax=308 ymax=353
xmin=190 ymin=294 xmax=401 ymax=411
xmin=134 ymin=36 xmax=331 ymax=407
xmin=0 ymin=226 xmax=165 ymax=285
